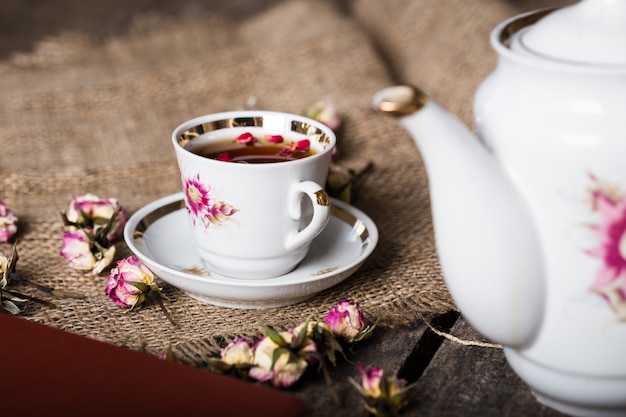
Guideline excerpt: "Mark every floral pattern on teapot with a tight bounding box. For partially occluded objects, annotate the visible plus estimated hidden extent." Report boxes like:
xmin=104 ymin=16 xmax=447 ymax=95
xmin=182 ymin=173 xmax=238 ymax=229
xmin=585 ymin=174 xmax=626 ymax=322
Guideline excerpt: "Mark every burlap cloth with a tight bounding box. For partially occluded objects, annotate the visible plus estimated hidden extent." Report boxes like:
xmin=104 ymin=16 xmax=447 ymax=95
xmin=0 ymin=0 xmax=570 ymax=362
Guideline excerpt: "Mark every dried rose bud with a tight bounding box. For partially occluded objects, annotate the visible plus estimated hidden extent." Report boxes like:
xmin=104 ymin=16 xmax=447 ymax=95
xmin=60 ymin=229 xmax=115 ymax=275
xmin=266 ymin=134 xmax=284 ymax=143
xmin=105 ymin=256 xmax=159 ymax=309
xmin=205 ymin=338 xmax=255 ymax=378
xmin=360 ymin=365 xmax=384 ymax=398
xmin=64 ymin=194 xmax=127 ymax=243
xmin=220 ymin=338 xmax=255 ymax=366
xmin=236 ymin=132 xmax=256 ymax=145
xmin=304 ymin=101 xmax=341 ymax=131
xmin=106 ymin=256 xmax=176 ymax=326
xmin=0 ymin=253 xmax=11 ymax=289
xmin=325 ymin=299 xmax=366 ymax=340
xmin=1 ymin=244 xmax=56 ymax=313
xmin=325 ymin=164 xmax=355 ymax=203
xmin=248 ymin=328 xmax=316 ymax=388
xmin=0 ymin=200 xmax=18 ymax=243
xmin=293 ymin=320 xmax=331 ymax=339
xmin=293 ymin=320 xmax=344 ymax=366
xmin=217 ymin=151 xmax=233 ymax=162
xmin=350 ymin=365 xmax=414 ymax=417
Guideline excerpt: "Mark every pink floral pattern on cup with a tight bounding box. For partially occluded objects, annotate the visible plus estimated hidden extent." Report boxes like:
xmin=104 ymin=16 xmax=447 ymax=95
xmin=183 ymin=173 xmax=238 ymax=229
xmin=585 ymin=174 xmax=626 ymax=321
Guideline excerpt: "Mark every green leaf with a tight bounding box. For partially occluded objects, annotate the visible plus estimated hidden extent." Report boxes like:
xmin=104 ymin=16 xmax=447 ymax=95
xmin=205 ymin=358 xmax=234 ymax=374
xmin=262 ymin=324 xmax=286 ymax=346
xmin=294 ymin=317 xmax=311 ymax=347
xmin=126 ymin=281 xmax=150 ymax=293
xmin=8 ymin=242 xmax=18 ymax=275
xmin=2 ymin=299 xmax=23 ymax=314
xmin=352 ymin=321 xmax=377 ymax=342
xmin=271 ymin=347 xmax=287 ymax=368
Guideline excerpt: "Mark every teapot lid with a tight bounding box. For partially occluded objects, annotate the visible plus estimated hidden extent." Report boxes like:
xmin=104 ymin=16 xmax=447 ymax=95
xmin=515 ymin=0 xmax=626 ymax=65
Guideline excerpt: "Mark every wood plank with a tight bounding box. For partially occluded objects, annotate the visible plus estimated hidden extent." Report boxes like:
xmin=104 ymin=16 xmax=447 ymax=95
xmin=402 ymin=316 xmax=569 ymax=417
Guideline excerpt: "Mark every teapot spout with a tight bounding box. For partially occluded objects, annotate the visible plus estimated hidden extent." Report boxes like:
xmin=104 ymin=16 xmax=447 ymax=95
xmin=373 ymin=86 xmax=545 ymax=348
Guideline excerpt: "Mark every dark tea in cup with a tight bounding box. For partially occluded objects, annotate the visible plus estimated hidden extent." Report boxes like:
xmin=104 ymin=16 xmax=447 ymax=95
xmin=192 ymin=132 xmax=316 ymax=164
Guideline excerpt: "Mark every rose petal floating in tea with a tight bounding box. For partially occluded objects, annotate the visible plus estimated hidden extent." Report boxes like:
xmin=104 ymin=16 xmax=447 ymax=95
xmin=217 ymin=152 xmax=233 ymax=162
xmin=197 ymin=136 xmax=316 ymax=163
xmin=294 ymin=139 xmax=310 ymax=152
xmin=266 ymin=134 xmax=284 ymax=143
xmin=236 ymin=132 xmax=256 ymax=145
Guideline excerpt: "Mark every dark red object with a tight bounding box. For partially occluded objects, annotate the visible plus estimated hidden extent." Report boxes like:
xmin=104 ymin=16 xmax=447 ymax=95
xmin=1 ymin=314 xmax=308 ymax=417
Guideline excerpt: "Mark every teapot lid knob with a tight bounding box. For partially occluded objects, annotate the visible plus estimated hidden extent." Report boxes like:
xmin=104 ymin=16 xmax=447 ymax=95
xmin=517 ymin=0 xmax=626 ymax=65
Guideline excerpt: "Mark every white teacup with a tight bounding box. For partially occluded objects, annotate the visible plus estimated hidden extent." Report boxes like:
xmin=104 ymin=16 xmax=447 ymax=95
xmin=171 ymin=111 xmax=336 ymax=279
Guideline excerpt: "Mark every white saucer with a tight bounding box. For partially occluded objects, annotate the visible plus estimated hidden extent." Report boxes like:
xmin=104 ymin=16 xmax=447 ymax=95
xmin=123 ymin=193 xmax=378 ymax=309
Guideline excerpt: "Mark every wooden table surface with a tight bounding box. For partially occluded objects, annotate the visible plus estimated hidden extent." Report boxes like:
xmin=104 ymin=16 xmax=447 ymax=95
xmin=292 ymin=313 xmax=570 ymax=417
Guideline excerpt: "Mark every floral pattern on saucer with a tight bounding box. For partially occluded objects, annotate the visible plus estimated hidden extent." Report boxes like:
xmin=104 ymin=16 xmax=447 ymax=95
xmin=585 ymin=174 xmax=626 ymax=321
xmin=182 ymin=173 xmax=238 ymax=229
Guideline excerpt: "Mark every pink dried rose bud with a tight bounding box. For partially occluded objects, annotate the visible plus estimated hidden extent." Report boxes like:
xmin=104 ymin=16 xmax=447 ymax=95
xmin=220 ymin=338 xmax=255 ymax=366
xmin=60 ymin=229 xmax=116 ymax=275
xmin=293 ymin=320 xmax=344 ymax=366
xmin=325 ymin=299 xmax=374 ymax=342
xmin=0 ymin=200 xmax=18 ymax=243
xmin=64 ymin=194 xmax=127 ymax=243
xmin=304 ymin=101 xmax=341 ymax=131
xmin=351 ymin=365 xmax=415 ymax=417
xmin=105 ymin=256 xmax=160 ymax=309
xmin=293 ymin=320 xmax=332 ymax=338
xmin=206 ymin=338 xmax=255 ymax=378
xmin=266 ymin=134 xmax=284 ymax=143
xmin=236 ymin=132 xmax=256 ymax=145
xmin=248 ymin=329 xmax=316 ymax=388
xmin=106 ymin=256 xmax=177 ymax=326
xmin=359 ymin=365 xmax=384 ymax=398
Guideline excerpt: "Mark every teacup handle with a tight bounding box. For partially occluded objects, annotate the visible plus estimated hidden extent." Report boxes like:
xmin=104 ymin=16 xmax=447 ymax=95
xmin=285 ymin=181 xmax=331 ymax=251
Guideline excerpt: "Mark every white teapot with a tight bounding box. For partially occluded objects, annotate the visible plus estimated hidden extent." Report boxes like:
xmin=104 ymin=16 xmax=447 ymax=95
xmin=373 ymin=1 xmax=626 ymax=416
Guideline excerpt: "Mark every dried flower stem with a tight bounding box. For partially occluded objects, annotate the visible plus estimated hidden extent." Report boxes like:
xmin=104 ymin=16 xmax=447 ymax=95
xmin=149 ymin=290 xmax=178 ymax=328
xmin=2 ymin=288 xmax=56 ymax=309
xmin=9 ymin=272 xmax=85 ymax=300
xmin=321 ymin=363 xmax=341 ymax=406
